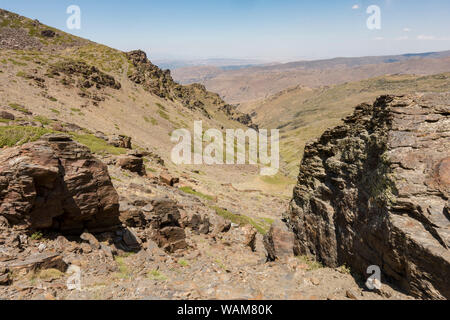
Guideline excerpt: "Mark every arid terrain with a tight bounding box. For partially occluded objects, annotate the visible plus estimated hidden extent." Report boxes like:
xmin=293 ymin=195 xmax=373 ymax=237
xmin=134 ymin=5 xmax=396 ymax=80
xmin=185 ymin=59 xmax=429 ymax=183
xmin=172 ymin=51 xmax=450 ymax=103
xmin=0 ymin=8 xmax=449 ymax=300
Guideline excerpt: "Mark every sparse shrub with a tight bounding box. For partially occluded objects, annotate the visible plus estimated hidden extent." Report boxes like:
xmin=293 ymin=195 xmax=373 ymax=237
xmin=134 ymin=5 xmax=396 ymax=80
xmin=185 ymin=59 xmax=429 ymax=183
xmin=178 ymin=259 xmax=189 ymax=267
xmin=8 ymin=103 xmax=30 ymax=114
xmin=148 ymin=269 xmax=167 ymax=281
xmin=297 ymin=255 xmax=323 ymax=271
xmin=179 ymin=186 xmax=214 ymax=201
xmin=30 ymin=231 xmax=43 ymax=240
xmin=0 ymin=126 xmax=52 ymax=147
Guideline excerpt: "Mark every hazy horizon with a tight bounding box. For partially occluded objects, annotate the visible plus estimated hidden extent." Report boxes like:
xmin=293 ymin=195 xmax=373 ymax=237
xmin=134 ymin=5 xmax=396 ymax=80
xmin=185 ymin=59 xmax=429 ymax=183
xmin=1 ymin=0 xmax=450 ymax=63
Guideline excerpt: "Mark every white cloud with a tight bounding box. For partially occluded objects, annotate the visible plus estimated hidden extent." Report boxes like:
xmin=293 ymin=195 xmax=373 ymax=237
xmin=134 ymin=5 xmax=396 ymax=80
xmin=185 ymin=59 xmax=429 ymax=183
xmin=374 ymin=37 xmax=385 ymax=41
xmin=403 ymin=28 xmax=411 ymax=32
xmin=396 ymin=36 xmax=409 ymax=40
xmin=352 ymin=4 xmax=360 ymax=9
xmin=417 ymin=35 xmax=436 ymax=40
xmin=417 ymin=35 xmax=450 ymax=41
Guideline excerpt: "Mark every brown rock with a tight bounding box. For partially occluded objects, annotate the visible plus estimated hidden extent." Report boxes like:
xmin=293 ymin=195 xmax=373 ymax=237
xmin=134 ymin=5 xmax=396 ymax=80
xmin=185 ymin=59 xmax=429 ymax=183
xmin=80 ymin=232 xmax=101 ymax=250
xmin=119 ymin=201 xmax=146 ymax=227
xmin=0 ymin=111 xmax=15 ymax=120
xmin=286 ymin=93 xmax=450 ymax=300
xmin=5 ymin=252 xmax=67 ymax=273
xmin=0 ymin=272 xmax=10 ymax=286
xmin=263 ymin=220 xmax=295 ymax=261
xmin=159 ymin=173 xmax=179 ymax=186
xmin=148 ymin=198 xmax=188 ymax=252
xmin=0 ymin=134 xmax=121 ymax=234
xmin=108 ymin=135 xmax=132 ymax=149
xmin=117 ymin=155 xmax=145 ymax=176
xmin=346 ymin=289 xmax=359 ymax=300
xmin=242 ymin=225 xmax=257 ymax=251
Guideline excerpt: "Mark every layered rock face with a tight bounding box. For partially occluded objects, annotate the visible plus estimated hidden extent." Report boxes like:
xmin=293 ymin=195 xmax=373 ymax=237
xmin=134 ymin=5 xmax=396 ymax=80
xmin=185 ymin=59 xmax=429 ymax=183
xmin=0 ymin=134 xmax=121 ymax=234
xmin=286 ymin=93 xmax=450 ymax=299
xmin=126 ymin=50 xmax=257 ymax=128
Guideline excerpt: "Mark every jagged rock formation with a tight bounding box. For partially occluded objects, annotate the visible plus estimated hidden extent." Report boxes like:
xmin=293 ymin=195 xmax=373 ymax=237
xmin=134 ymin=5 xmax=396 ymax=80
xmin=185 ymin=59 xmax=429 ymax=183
xmin=126 ymin=50 xmax=257 ymax=128
xmin=286 ymin=93 xmax=450 ymax=299
xmin=0 ymin=134 xmax=121 ymax=234
xmin=48 ymin=60 xmax=121 ymax=90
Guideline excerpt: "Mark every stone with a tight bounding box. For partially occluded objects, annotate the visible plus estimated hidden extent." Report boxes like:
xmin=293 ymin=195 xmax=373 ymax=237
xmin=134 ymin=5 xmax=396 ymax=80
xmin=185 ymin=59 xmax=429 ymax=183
xmin=80 ymin=232 xmax=101 ymax=250
xmin=122 ymin=227 xmax=142 ymax=250
xmin=286 ymin=93 xmax=450 ymax=300
xmin=0 ymin=111 xmax=15 ymax=120
xmin=119 ymin=201 xmax=146 ymax=227
xmin=38 ymin=243 xmax=47 ymax=252
xmin=242 ymin=225 xmax=257 ymax=251
xmin=346 ymin=289 xmax=359 ymax=300
xmin=117 ymin=155 xmax=145 ymax=176
xmin=108 ymin=135 xmax=132 ymax=149
xmin=0 ymin=134 xmax=121 ymax=234
xmin=148 ymin=198 xmax=188 ymax=253
xmin=263 ymin=220 xmax=295 ymax=261
xmin=4 ymin=252 xmax=67 ymax=273
xmin=0 ymin=272 xmax=10 ymax=286
xmin=159 ymin=173 xmax=179 ymax=187
xmin=41 ymin=29 xmax=56 ymax=38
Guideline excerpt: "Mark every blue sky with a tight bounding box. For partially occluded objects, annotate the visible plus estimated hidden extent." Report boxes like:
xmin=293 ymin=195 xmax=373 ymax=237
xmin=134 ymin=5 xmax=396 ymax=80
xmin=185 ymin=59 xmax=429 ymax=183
xmin=1 ymin=0 xmax=450 ymax=61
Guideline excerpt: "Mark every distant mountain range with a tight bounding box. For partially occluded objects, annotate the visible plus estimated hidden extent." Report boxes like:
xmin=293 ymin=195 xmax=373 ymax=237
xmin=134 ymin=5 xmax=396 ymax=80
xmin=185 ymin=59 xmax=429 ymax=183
xmin=172 ymin=50 xmax=450 ymax=103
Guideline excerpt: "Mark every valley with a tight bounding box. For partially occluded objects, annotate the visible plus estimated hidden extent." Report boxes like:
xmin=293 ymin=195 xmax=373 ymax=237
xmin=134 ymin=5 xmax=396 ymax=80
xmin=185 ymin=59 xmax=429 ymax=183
xmin=0 ymin=7 xmax=449 ymax=301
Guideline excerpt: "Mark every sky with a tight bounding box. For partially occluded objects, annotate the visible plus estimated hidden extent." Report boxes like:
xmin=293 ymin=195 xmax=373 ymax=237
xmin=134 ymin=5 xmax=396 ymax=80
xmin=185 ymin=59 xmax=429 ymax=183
xmin=1 ymin=0 xmax=450 ymax=62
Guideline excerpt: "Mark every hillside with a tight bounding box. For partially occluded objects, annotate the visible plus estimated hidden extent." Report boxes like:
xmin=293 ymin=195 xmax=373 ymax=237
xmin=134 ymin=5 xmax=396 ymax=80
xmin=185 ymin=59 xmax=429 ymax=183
xmin=240 ymin=73 xmax=450 ymax=176
xmin=0 ymin=8 xmax=443 ymax=301
xmin=172 ymin=52 xmax=450 ymax=103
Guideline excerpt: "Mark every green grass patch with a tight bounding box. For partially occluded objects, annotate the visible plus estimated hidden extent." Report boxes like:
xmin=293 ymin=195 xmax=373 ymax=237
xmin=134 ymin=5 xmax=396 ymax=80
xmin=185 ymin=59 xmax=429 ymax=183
xmin=158 ymin=109 xmax=170 ymax=121
xmin=178 ymin=259 xmax=189 ymax=267
xmin=34 ymin=116 xmax=51 ymax=126
xmin=156 ymin=103 xmax=166 ymax=111
xmin=297 ymin=255 xmax=323 ymax=271
xmin=144 ymin=116 xmax=158 ymax=125
xmin=8 ymin=103 xmax=30 ymax=114
xmin=16 ymin=71 xmax=27 ymax=78
xmin=179 ymin=186 xmax=215 ymax=201
xmin=30 ymin=231 xmax=44 ymax=241
xmin=0 ymin=126 xmax=53 ymax=147
xmin=71 ymin=133 xmax=127 ymax=155
xmin=50 ymin=108 xmax=60 ymax=115
xmin=211 ymin=206 xmax=271 ymax=235
xmin=114 ymin=256 xmax=131 ymax=279
xmin=261 ymin=174 xmax=296 ymax=186
xmin=38 ymin=269 xmax=64 ymax=281
xmin=147 ymin=269 xmax=168 ymax=281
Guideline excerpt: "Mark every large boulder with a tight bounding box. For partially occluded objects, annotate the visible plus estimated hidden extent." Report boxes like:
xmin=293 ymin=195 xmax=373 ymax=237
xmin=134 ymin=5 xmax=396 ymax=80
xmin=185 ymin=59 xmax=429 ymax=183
xmin=263 ymin=220 xmax=295 ymax=261
xmin=0 ymin=134 xmax=121 ymax=234
xmin=117 ymin=154 xmax=145 ymax=176
xmin=285 ymin=93 xmax=450 ymax=299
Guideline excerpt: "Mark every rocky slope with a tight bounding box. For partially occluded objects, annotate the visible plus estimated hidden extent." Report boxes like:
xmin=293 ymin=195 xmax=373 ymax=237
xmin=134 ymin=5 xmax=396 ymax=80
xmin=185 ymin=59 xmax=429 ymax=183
xmin=285 ymin=93 xmax=450 ymax=299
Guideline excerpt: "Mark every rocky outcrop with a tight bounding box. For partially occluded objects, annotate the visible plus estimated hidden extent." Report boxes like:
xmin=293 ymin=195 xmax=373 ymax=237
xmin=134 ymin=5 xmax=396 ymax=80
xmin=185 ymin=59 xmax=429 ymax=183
xmin=0 ymin=134 xmax=121 ymax=234
xmin=126 ymin=50 xmax=257 ymax=128
xmin=48 ymin=60 xmax=121 ymax=90
xmin=286 ymin=93 xmax=450 ymax=299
